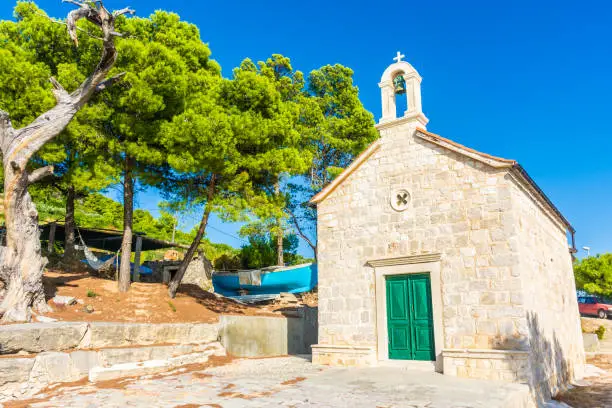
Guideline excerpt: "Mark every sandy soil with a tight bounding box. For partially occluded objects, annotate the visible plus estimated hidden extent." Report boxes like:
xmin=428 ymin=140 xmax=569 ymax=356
xmin=37 ymin=269 xmax=287 ymax=324
xmin=555 ymin=354 xmax=612 ymax=407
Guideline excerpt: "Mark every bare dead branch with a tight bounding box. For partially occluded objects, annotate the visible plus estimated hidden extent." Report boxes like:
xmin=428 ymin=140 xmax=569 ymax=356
xmin=95 ymin=72 xmax=126 ymax=92
xmin=27 ymin=166 xmax=54 ymax=184
xmin=113 ymin=7 xmax=135 ymax=17
xmin=0 ymin=110 xmax=15 ymax=154
xmin=0 ymin=109 xmax=12 ymax=132
xmin=49 ymin=77 xmax=70 ymax=103
xmin=61 ymin=0 xmax=84 ymax=6
xmin=39 ymin=12 xmax=105 ymax=41
xmin=6 ymin=1 xmax=134 ymax=167
xmin=65 ymin=5 xmax=92 ymax=46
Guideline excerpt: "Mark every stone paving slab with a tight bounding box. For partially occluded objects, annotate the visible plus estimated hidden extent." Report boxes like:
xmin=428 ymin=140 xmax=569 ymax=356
xmin=20 ymin=356 xmax=533 ymax=407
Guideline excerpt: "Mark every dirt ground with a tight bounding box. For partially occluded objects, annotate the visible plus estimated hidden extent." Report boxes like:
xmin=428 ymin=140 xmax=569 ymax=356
xmin=36 ymin=269 xmax=302 ymax=324
xmin=555 ymin=354 xmax=612 ymax=407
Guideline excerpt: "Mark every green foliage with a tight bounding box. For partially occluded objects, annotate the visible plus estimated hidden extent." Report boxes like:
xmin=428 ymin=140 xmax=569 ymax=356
xmin=574 ymin=254 xmax=612 ymax=297
xmin=239 ymin=233 xmax=311 ymax=269
xmin=0 ymin=2 xmax=379 ymax=268
xmin=167 ymin=301 xmax=176 ymax=313
xmin=596 ymin=325 xmax=606 ymax=340
xmin=86 ymin=289 xmax=97 ymax=298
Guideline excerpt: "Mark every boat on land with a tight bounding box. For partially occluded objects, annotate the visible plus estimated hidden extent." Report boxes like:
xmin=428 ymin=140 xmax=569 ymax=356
xmin=212 ymin=263 xmax=317 ymax=298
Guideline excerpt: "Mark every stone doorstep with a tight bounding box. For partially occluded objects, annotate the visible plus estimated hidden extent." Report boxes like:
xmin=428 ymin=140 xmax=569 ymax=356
xmin=311 ymin=344 xmax=375 ymax=355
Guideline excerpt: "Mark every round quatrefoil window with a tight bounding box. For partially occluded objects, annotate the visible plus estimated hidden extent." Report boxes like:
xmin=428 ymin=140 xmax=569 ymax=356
xmin=390 ymin=189 xmax=411 ymax=212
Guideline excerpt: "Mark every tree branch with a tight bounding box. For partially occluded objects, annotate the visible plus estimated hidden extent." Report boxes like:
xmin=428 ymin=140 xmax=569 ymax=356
xmin=95 ymin=72 xmax=126 ymax=93
xmin=49 ymin=77 xmax=70 ymax=103
xmin=0 ymin=109 xmax=13 ymax=136
xmin=28 ymin=166 xmax=55 ymax=185
xmin=286 ymin=206 xmax=316 ymax=253
xmin=113 ymin=7 xmax=135 ymax=17
xmin=5 ymin=1 xmax=134 ymax=169
xmin=0 ymin=109 xmax=15 ymax=154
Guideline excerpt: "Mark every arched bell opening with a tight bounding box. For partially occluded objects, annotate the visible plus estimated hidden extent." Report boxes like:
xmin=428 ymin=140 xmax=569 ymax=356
xmin=393 ymin=73 xmax=408 ymax=118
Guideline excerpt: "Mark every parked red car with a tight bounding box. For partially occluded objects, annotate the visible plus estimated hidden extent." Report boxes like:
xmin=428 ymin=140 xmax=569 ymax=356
xmin=578 ymin=295 xmax=612 ymax=319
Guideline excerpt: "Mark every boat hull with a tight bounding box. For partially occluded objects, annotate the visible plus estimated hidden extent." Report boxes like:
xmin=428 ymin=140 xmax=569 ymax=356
xmin=212 ymin=263 xmax=317 ymax=297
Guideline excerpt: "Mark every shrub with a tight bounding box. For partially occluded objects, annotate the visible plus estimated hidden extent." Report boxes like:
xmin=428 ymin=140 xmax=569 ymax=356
xmin=168 ymin=301 xmax=177 ymax=313
xmin=86 ymin=289 xmax=97 ymax=298
xmin=595 ymin=325 xmax=606 ymax=340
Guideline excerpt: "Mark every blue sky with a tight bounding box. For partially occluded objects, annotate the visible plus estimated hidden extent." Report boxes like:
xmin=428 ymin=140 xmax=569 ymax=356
xmin=2 ymin=0 xmax=611 ymax=258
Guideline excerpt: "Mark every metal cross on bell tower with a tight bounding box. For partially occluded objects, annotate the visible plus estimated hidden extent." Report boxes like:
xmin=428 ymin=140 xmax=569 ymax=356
xmin=393 ymin=51 xmax=405 ymax=63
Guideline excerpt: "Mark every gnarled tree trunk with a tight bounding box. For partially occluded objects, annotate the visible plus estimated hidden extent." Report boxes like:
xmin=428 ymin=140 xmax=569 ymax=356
xmin=118 ymin=155 xmax=134 ymax=292
xmin=0 ymin=1 xmax=133 ymax=322
xmin=63 ymin=184 xmax=76 ymax=262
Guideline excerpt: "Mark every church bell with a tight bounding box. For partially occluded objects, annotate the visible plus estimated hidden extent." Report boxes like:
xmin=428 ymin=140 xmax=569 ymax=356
xmin=393 ymin=74 xmax=406 ymax=95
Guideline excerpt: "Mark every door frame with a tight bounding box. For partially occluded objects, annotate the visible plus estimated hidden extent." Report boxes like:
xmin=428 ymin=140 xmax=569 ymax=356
xmin=370 ymin=255 xmax=444 ymax=371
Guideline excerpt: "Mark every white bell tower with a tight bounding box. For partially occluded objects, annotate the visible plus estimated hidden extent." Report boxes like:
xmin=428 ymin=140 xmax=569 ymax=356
xmin=378 ymin=52 xmax=428 ymax=128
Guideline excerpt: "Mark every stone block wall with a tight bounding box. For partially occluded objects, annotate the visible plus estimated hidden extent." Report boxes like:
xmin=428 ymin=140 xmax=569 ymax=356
xmin=442 ymin=349 xmax=530 ymax=382
xmin=314 ymin=120 xmax=584 ymax=399
xmin=316 ymin=121 xmax=527 ymax=357
xmin=509 ymin=176 xmax=585 ymax=400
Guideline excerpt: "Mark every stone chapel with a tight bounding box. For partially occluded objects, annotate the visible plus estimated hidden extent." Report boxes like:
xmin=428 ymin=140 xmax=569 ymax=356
xmin=310 ymin=53 xmax=585 ymax=401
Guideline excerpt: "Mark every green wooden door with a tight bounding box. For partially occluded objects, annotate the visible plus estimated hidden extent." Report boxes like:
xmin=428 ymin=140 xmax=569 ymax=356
xmin=386 ymin=274 xmax=435 ymax=361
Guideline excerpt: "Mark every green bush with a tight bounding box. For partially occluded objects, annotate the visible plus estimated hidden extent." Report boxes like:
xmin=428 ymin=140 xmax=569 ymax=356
xmin=595 ymin=325 xmax=606 ymax=340
xmin=168 ymin=301 xmax=177 ymax=313
xmin=86 ymin=289 xmax=97 ymax=298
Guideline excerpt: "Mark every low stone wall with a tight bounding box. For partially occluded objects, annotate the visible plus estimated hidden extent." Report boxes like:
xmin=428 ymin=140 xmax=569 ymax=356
xmin=582 ymin=333 xmax=600 ymax=352
xmin=442 ymin=349 xmax=531 ymax=383
xmin=0 ymin=322 xmax=219 ymax=354
xmin=0 ymin=342 xmax=225 ymax=402
xmin=219 ymin=307 xmax=317 ymax=357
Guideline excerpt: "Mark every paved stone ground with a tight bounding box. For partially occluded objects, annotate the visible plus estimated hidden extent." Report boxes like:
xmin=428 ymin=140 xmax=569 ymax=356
xmin=555 ymin=354 xmax=612 ymax=407
xmin=11 ymin=357 xmax=530 ymax=408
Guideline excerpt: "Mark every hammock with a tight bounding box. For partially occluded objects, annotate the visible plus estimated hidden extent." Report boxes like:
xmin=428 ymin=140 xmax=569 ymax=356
xmin=76 ymin=227 xmax=117 ymax=272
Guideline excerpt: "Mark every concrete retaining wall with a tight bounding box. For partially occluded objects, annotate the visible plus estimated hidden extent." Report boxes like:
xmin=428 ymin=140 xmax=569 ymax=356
xmin=219 ymin=307 xmax=317 ymax=357
xmin=0 ymin=322 xmax=219 ymax=354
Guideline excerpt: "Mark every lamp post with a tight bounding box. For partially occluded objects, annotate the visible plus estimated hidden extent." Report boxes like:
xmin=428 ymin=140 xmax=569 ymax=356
xmin=582 ymin=246 xmax=591 ymax=257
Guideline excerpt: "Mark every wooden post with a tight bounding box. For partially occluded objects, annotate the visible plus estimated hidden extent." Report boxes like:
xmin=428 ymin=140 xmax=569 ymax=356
xmin=47 ymin=222 xmax=57 ymax=254
xmin=133 ymin=235 xmax=142 ymax=283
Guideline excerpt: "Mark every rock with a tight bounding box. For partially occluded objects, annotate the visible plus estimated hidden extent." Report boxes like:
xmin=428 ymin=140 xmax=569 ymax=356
xmin=29 ymin=352 xmax=81 ymax=384
xmin=86 ymin=322 xmax=219 ymax=348
xmin=83 ymin=304 xmax=95 ymax=314
xmin=0 ymin=358 xmax=35 ymax=386
xmin=52 ymin=296 xmax=77 ymax=306
xmin=36 ymin=316 xmax=58 ymax=323
xmin=69 ymin=350 xmax=100 ymax=376
xmin=76 ymin=299 xmax=85 ymax=305
xmin=0 ymin=322 xmax=88 ymax=354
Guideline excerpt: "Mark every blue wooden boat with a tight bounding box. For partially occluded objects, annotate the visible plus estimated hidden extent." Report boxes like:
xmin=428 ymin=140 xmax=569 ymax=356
xmin=212 ymin=263 xmax=317 ymax=297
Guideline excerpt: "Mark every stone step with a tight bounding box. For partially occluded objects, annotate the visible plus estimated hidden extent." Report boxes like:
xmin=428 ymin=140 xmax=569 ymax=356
xmin=0 ymin=342 xmax=225 ymax=402
xmin=0 ymin=321 xmax=219 ymax=355
xmin=89 ymin=347 xmax=222 ymax=382
xmin=89 ymin=359 xmax=170 ymax=382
